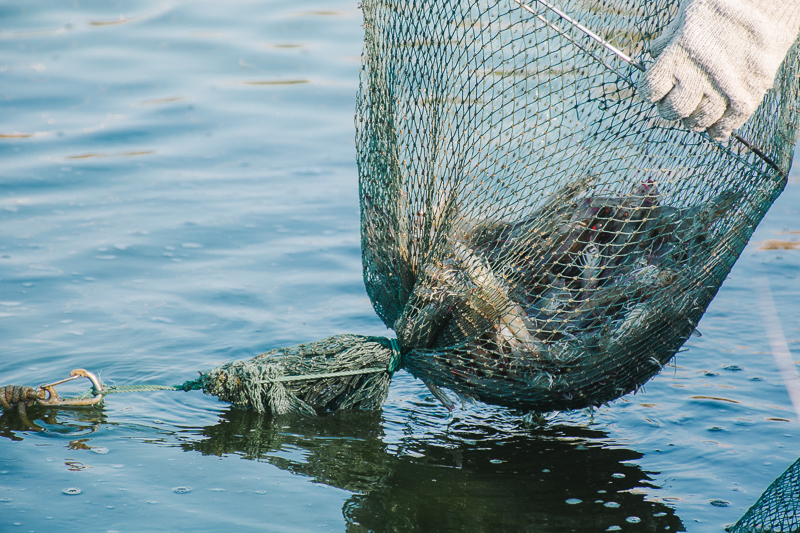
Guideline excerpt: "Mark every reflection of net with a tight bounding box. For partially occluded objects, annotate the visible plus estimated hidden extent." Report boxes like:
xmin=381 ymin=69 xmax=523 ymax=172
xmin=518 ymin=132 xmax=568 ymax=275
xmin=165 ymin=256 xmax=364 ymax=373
xmin=355 ymin=0 xmax=800 ymax=411
xmin=729 ymin=456 xmax=800 ymax=533
xmin=181 ymin=0 xmax=800 ymax=416
xmin=179 ymin=409 xmax=685 ymax=533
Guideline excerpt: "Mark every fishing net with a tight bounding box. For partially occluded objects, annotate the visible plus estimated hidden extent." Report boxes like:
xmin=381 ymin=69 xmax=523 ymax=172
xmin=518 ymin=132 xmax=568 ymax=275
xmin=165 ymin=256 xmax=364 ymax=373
xmin=178 ymin=0 xmax=800 ymax=414
xmin=353 ymin=0 xmax=799 ymax=411
xmin=729 ymin=456 xmax=800 ymax=533
xmin=2 ymin=0 xmax=799 ymax=418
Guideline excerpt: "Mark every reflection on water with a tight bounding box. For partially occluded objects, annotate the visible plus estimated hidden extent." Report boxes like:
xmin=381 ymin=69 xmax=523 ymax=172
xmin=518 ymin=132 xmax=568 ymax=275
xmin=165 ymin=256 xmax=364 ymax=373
xmin=1 ymin=405 xmax=684 ymax=532
xmin=0 ymin=407 xmax=96 ymax=440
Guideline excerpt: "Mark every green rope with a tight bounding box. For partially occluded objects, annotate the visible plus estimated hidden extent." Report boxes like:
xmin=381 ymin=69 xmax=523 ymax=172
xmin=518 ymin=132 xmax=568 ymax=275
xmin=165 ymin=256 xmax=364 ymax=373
xmin=104 ymin=384 xmax=183 ymax=394
xmin=75 ymin=383 xmax=184 ymax=400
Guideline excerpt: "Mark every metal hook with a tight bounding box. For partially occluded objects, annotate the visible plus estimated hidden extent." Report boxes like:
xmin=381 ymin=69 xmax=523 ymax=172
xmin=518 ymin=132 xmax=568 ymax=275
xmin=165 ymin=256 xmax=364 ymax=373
xmin=36 ymin=369 xmax=104 ymax=407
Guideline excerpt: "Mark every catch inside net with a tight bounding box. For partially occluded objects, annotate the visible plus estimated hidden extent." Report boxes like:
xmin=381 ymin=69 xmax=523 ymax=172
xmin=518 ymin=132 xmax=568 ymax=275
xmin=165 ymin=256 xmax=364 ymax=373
xmin=353 ymin=0 xmax=800 ymax=412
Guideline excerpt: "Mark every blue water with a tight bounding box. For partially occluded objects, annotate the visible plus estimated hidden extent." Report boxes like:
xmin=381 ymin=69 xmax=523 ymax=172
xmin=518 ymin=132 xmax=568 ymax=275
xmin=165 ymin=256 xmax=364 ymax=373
xmin=2 ymin=1 xmax=799 ymax=531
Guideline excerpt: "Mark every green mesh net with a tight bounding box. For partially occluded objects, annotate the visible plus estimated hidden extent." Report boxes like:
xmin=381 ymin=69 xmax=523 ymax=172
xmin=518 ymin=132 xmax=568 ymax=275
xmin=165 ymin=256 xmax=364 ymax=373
xmin=196 ymin=0 xmax=800 ymax=415
xmin=728 ymin=456 xmax=800 ymax=533
xmin=354 ymin=0 xmax=800 ymax=411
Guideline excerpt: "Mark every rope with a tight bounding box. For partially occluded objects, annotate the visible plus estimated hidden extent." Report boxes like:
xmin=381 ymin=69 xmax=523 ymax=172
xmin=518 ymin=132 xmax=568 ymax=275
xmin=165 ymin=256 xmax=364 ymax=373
xmin=32 ymin=366 xmax=392 ymax=402
xmin=75 ymin=383 xmax=186 ymax=400
xmin=105 ymin=384 xmax=183 ymax=394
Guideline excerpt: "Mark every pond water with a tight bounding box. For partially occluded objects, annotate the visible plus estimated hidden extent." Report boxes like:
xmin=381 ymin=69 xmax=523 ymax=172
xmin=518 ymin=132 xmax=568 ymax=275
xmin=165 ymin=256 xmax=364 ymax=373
xmin=2 ymin=1 xmax=799 ymax=531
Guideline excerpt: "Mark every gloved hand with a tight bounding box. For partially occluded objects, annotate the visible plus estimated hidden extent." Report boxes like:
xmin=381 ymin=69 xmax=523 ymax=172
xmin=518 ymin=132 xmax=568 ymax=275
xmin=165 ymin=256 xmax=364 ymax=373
xmin=637 ymin=0 xmax=800 ymax=141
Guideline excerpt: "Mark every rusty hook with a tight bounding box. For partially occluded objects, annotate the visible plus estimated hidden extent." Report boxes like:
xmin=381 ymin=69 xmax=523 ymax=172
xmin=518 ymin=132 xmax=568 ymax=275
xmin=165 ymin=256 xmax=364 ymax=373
xmin=36 ymin=369 xmax=104 ymax=407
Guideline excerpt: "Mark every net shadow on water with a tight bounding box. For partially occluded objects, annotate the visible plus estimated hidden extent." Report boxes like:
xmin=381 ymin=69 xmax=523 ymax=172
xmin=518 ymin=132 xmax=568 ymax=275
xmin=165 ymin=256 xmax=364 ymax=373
xmin=0 ymin=406 xmax=108 ymax=442
xmin=0 ymin=404 xmax=685 ymax=532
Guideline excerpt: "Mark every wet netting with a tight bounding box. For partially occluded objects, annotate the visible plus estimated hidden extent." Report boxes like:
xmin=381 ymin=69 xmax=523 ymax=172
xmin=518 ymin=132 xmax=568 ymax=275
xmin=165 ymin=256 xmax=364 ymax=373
xmin=150 ymin=0 xmax=800 ymax=414
xmin=728 ymin=456 xmax=800 ymax=533
xmin=352 ymin=0 xmax=800 ymax=410
xmin=2 ymin=1 xmax=799 ymax=417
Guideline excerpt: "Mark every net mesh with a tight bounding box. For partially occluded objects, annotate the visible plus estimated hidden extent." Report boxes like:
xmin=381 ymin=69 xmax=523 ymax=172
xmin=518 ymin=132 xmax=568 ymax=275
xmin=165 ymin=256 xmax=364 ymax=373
xmin=356 ymin=0 xmax=800 ymax=411
xmin=195 ymin=335 xmax=397 ymax=415
xmin=729 ymin=456 xmax=800 ymax=533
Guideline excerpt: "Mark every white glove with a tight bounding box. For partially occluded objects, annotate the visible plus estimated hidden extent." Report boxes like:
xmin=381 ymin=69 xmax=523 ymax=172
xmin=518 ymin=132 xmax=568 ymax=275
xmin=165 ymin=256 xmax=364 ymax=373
xmin=637 ymin=0 xmax=800 ymax=140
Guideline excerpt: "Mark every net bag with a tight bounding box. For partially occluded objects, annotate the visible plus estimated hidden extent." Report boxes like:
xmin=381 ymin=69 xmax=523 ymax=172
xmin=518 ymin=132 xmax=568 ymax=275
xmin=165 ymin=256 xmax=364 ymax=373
xmin=18 ymin=0 xmax=791 ymax=418
xmin=354 ymin=0 xmax=800 ymax=411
